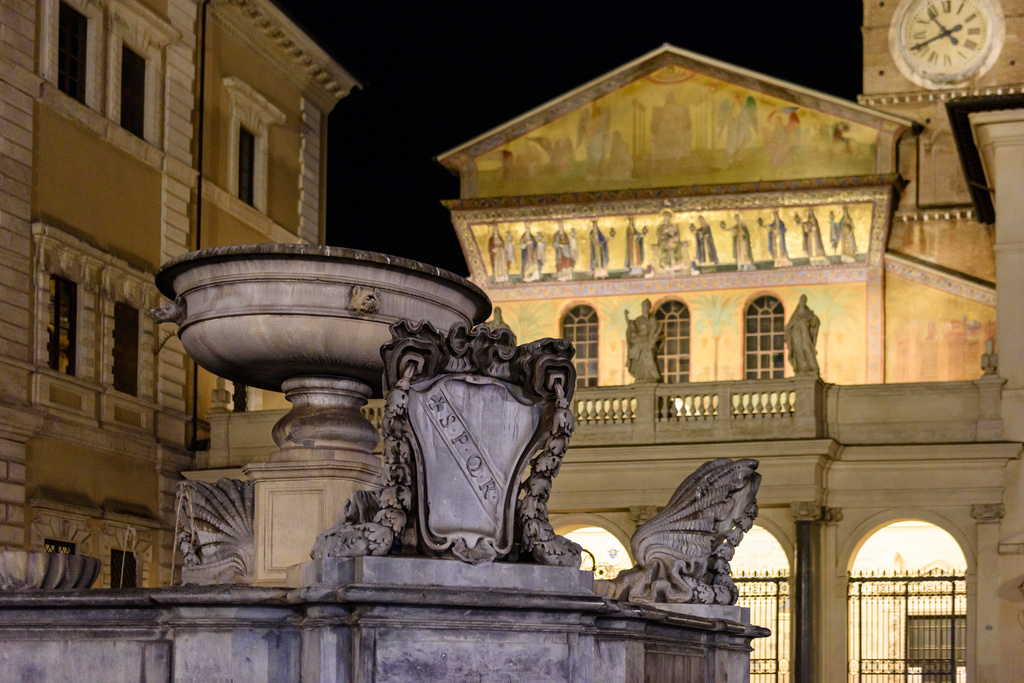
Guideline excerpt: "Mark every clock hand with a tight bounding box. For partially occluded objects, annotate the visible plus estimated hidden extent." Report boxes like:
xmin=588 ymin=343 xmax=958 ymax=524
xmin=909 ymin=32 xmax=947 ymax=51
xmin=910 ymin=23 xmax=964 ymax=51
xmin=944 ymin=23 xmax=962 ymax=46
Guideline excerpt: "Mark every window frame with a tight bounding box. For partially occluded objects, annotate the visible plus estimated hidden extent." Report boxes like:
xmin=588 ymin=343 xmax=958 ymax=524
xmin=112 ymin=300 xmax=140 ymax=396
xmin=744 ymin=295 xmax=786 ymax=380
xmin=655 ymin=299 xmax=691 ymax=384
xmin=118 ymin=44 xmax=146 ymax=138
xmin=48 ymin=275 xmax=78 ymax=376
xmin=561 ymin=304 xmax=600 ymax=388
xmin=57 ymin=2 xmax=89 ymax=102
xmin=223 ymin=77 xmax=286 ymax=213
xmin=44 ymin=0 xmax=103 ymax=110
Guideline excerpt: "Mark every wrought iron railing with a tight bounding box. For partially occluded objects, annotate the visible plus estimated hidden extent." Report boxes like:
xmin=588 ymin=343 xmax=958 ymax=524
xmin=848 ymin=570 xmax=967 ymax=683
xmin=735 ymin=570 xmax=791 ymax=683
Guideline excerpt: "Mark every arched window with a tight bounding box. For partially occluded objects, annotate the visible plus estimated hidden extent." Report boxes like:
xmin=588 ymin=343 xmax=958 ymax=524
xmin=562 ymin=304 xmax=598 ymax=388
xmin=655 ymin=300 xmax=690 ymax=384
xmin=745 ymin=296 xmax=785 ymax=379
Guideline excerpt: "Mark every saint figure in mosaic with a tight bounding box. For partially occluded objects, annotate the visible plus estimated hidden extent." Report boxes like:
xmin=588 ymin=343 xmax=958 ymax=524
xmin=722 ymin=214 xmax=755 ymax=271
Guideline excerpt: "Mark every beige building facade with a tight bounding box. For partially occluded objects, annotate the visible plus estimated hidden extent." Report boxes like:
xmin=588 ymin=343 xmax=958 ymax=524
xmin=0 ymin=0 xmax=356 ymax=587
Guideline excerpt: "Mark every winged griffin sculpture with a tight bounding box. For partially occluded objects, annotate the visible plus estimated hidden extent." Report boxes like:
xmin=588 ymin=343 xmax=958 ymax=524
xmin=596 ymin=458 xmax=761 ymax=605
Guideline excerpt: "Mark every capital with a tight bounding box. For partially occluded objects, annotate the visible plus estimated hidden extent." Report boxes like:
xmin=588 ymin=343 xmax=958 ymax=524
xmin=970 ymin=503 xmax=1004 ymax=522
xmin=790 ymin=501 xmax=822 ymax=521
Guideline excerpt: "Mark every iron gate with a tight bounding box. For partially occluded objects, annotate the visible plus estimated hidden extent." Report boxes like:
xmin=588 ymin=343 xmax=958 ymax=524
xmin=735 ymin=571 xmax=791 ymax=682
xmin=848 ymin=571 xmax=966 ymax=682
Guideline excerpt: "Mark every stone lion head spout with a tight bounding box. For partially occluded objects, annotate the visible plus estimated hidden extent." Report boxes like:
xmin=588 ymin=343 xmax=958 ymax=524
xmin=347 ymin=285 xmax=381 ymax=316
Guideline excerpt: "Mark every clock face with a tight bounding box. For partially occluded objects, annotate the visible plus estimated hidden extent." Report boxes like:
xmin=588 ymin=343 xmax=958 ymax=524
xmin=892 ymin=0 xmax=1003 ymax=87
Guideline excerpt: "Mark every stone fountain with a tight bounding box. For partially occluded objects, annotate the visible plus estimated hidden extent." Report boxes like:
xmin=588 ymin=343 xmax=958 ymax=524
xmin=0 ymin=245 xmax=766 ymax=681
xmin=152 ymin=244 xmax=491 ymax=583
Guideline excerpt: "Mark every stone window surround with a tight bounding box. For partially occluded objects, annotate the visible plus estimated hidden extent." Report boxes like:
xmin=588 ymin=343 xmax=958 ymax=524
xmin=29 ymin=497 xmax=157 ymax=588
xmin=40 ymin=0 xmax=177 ymax=147
xmin=223 ymin=76 xmax=286 ymax=214
xmin=103 ymin=0 xmax=177 ymax=147
xmin=32 ymin=223 xmax=160 ymax=403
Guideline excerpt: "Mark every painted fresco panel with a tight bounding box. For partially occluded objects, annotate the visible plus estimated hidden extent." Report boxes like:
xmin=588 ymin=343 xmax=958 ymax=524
xmin=884 ymin=275 xmax=996 ymax=383
xmin=493 ymin=283 xmax=867 ymax=387
xmin=469 ymin=66 xmax=882 ymax=198
xmin=888 ymin=217 xmax=995 ymax=283
xmin=468 ymin=202 xmax=874 ymax=285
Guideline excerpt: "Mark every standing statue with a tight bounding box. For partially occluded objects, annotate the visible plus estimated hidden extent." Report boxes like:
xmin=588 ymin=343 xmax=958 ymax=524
xmin=596 ymin=458 xmax=761 ymax=605
xmin=624 ymin=299 xmax=663 ymax=383
xmin=784 ymin=294 xmax=820 ymax=376
xmin=484 ymin=306 xmax=515 ymax=342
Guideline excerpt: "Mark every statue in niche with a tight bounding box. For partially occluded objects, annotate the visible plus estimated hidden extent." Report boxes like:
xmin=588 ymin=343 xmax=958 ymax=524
xmin=784 ymin=294 xmax=820 ymax=376
xmin=313 ymin=321 xmax=582 ymax=568
xmin=624 ymin=299 xmax=663 ymax=383
xmin=759 ymin=210 xmax=792 ymax=268
xmin=830 ymin=207 xmax=857 ymax=263
xmin=722 ymin=214 xmax=755 ymax=271
xmin=553 ymin=222 xmax=577 ymax=281
xmin=793 ymin=209 xmax=828 ymax=266
xmin=589 ymin=220 xmax=610 ymax=279
xmin=625 ymin=217 xmax=647 ymax=276
xmin=483 ymin=306 xmax=515 ymax=343
xmin=690 ymin=215 xmax=719 ymax=266
xmin=489 ymin=225 xmax=509 ymax=283
xmin=519 ymin=223 xmax=545 ymax=282
xmin=655 ymin=209 xmax=692 ymax=273
xmin=596 ymin=458 xmax=761 ymax=605
xmin=650 ymin=92 xmax=691 ymax=164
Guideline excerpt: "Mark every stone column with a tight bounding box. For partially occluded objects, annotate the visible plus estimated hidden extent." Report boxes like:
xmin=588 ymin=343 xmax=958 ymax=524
xmin=970 ymin=109 xmax=1024 ymax=442
xmin=790 ymin=502 xmax=821 ymax=682
xmin=970 ymin=503 xmax=1004 ymax=683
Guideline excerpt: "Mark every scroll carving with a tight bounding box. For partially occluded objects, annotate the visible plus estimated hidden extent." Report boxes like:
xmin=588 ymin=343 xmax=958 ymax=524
xmin=596 ymin=458 xmax=760 ymax=605
xmin=313 ymin=321 xmax=582 ymax=568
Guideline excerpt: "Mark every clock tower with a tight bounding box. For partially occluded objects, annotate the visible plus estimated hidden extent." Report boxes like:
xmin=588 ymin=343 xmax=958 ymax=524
xmin=861 ymin=0 xmax=1019 ymax=211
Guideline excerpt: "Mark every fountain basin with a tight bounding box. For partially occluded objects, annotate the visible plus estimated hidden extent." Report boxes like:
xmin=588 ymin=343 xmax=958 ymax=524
xmin=0 ymin=551 xmax=100 ymax=590
xmin=154 ymin=244 xmax=491 ymax=395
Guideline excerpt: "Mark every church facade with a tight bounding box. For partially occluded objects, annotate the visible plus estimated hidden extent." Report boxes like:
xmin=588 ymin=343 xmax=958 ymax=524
xmin=433 ymin=3 xmax=1023 ymax=678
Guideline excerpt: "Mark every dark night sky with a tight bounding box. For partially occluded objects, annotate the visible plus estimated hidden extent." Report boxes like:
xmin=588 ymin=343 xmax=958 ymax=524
xmin=276 ymin=2 xmax=866 ymax=276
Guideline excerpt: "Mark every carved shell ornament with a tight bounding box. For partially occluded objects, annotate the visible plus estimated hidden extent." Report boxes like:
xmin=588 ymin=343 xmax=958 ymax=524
xmin=347 ymin=285 xmax=381 ymax=316
xmin=596 ymin=458 xmax=761 ymax=605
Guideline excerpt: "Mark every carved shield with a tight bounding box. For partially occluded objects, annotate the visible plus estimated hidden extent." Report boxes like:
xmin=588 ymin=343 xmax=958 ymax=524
xmin=407 ymin=374 xmax=542 ymax=559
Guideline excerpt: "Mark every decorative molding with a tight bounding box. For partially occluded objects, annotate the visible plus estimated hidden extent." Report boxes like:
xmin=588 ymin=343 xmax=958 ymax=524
xmin=884 ymin=253 xmax=996 ymax=306
xmin=821 ymin=507 xmax=843 ymax=524
xmin=970 ymin=503 xmax=1004 ymax=522
xmin=629 ymin=505 xmax=661 ymax=525
xmin=202 ymin=179 xmax=305 ymax=245
xmin=211 ymin=0 xmax=359 ymax=112
xmin=894 ymin=207 xmax=976 ymax=223
xmin=789 ymin=501 xmax=822 ymax=521
xmin=858 ymin=84 xmax=1024 ymax=107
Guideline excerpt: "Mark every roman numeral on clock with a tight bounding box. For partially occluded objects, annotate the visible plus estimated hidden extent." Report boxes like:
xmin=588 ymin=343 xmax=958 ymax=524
xmin=965 ymin=39 xmax=978 ymax=50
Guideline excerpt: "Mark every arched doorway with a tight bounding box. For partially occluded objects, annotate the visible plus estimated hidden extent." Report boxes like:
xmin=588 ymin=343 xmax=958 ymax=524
xmin=848 ymin=521 xmax=967 ymax=682
xmin=733 ymin=525 xmax=791 ymax=683
xmin=561 ymin=526 xmax=632 ymax=580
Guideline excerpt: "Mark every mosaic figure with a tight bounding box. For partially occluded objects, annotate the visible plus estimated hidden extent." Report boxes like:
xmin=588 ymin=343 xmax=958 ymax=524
xmin=625 ymin=216 xmax=647 ymax=276
xmin=554 ymin=222 xmax=577 ymax=282
xmin=655 ymin=210 xmax=691 ymax=273
xmin=759 ymin=210 xmax=792 ymax=268
xmin=830 ymin=207 xmax=857 ymax=263
xmin=722 ymin=214 xmax=755 ymax=271
xmin=690 ymin=215 xmax=719 ymax=266
xmin=590 ymin=220 xmax=610 ymax=278
xmin=489 ymin=225 xmax=509 ymax=283
xmin=520 ymin=223 xmax=544 ymax=282
xmin=794 ymin=209 xmax=828 ymax=266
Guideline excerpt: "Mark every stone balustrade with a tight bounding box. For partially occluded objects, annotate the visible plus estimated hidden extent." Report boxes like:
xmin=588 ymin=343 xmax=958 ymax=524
xmin=198 ymin=376 xmax=1005 ymax=470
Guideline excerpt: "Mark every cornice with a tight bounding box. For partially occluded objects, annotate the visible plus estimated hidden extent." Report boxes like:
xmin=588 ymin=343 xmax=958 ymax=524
xmin=211 ymin=0 xmax=360 ymax=113
xmin=858 ymin=83 xmax=1024 ymax=108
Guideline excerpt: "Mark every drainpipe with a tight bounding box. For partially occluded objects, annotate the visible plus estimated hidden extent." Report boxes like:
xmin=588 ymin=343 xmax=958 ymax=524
xmin=189 ymin=0 xmax=211 ymax=451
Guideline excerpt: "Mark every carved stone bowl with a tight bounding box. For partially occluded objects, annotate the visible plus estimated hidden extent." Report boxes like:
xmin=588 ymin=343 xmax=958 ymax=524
xmin=155 ymin=245 xmax=491 ymax=395
xmin=0 ymin=550 xmax=101 ymax=591
xmin=154 ymin=245 xmax=491 ymax=460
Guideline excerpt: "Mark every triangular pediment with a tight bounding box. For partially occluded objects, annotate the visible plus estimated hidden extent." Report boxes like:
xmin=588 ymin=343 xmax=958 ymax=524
xmin=438 ymin=46 xmax=912 ymax=198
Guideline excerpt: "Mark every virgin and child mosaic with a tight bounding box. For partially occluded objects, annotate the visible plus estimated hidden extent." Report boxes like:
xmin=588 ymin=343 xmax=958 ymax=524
xmin=470 ymin=202 xmax=872 ymax=285
xmin=463 ymin=65 xmax=885 ymax=198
